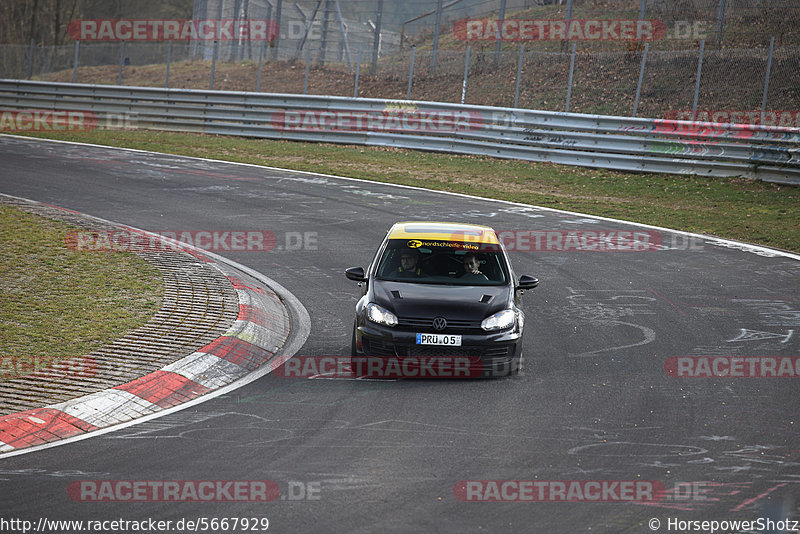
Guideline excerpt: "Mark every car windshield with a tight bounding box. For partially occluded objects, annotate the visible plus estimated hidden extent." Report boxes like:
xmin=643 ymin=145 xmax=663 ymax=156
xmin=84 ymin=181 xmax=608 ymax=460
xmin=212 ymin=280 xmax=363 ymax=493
xmin=376 ymin=239 xmax=509 ymax=286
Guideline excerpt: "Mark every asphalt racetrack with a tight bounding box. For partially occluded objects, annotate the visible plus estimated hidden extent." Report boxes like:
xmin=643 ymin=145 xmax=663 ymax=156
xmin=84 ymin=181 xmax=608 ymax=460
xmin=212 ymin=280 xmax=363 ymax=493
xmin=1 ymin=136 xmax=799 ymax=533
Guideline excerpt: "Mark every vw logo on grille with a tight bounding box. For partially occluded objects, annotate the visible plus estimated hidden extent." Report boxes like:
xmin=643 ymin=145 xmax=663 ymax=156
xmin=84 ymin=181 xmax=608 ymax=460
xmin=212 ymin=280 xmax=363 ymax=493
xmin=432 ymin=317 xmax=447 ymax=331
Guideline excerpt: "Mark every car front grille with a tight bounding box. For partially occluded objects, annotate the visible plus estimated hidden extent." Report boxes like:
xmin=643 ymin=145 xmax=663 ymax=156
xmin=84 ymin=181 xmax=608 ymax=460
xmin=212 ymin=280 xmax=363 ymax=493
xmin=406 ymin=345 xmax=482 ymax=358
xmin=484 ymin=345 xmax=512 ymax=359
xmin=363 ymin=337 xmax=397 ymax=357
xmin=362 ymin=338 xmax=514 ymax=362
xmin=397 ymin=316 xmax=483 ymax=333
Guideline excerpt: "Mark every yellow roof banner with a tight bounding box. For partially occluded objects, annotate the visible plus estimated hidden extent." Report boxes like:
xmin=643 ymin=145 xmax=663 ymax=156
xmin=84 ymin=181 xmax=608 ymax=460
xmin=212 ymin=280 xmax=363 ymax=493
xmin=387 ymin=222 xmax=500 ymax=245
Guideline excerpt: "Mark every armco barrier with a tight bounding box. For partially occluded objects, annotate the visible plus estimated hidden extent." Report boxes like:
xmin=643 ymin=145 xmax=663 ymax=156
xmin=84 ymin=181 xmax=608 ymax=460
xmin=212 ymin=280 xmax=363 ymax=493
xmin=1 ymin=79 xmax=798 ymax=184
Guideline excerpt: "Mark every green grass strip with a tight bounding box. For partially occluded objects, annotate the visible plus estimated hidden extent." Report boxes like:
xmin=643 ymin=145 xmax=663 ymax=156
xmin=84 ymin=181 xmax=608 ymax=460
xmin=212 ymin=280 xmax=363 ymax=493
xmin=0 ymin=204 xmax=162 ymax=378
xmin=15 ymin=130 xmax=800 ymax=253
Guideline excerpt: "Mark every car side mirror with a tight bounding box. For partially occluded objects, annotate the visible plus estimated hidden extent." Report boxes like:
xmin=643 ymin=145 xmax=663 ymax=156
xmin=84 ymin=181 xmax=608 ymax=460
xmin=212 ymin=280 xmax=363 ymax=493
xmin=516 ymin=275 xmax=539 ymax=291
xmin=345 ymin=266 xmax=367 ymax=282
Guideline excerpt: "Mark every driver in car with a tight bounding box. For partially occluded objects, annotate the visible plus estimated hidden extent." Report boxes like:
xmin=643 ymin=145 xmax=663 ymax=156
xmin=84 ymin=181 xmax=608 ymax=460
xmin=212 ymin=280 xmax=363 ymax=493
xmin=393 ymin=249 xmax=424 ymax=277
xmin=461 ymin=252 xmax=488 ymax=280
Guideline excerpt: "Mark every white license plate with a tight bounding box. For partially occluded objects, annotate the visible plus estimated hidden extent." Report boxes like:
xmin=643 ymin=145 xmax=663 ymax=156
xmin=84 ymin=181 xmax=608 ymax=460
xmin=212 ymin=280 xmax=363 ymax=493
xmin=415 ymin=333 xmax=462 ymax=346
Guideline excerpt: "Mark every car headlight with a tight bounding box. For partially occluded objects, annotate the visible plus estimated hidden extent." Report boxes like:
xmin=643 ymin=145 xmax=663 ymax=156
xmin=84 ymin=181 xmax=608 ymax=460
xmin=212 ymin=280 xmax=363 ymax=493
xmin=481 ymin=309 xmax=516 ymax=331
xmin=366 ymin=303 xmax=398 ymax=327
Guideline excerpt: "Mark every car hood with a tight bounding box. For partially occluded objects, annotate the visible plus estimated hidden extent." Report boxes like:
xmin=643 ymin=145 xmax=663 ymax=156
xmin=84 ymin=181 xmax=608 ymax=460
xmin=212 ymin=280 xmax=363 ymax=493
xmin=371 ymin=280 xmax=511 ymax=320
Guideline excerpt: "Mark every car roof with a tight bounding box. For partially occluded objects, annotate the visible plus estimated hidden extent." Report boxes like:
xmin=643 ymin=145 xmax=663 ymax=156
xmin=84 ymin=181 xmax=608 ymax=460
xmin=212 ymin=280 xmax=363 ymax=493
xmin=386 ymin=221 xmax=500 ymax=245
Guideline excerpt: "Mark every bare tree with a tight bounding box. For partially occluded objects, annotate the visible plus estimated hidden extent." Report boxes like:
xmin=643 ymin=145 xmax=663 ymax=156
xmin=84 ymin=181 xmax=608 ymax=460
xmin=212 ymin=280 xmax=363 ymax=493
xmin=1 ymin=0 xmax=192 ymax=45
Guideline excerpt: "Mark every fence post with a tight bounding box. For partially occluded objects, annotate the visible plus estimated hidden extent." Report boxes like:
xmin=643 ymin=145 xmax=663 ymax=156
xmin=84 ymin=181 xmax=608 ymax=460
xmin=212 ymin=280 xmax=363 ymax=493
xmin=514 ymin=43 xmax=525 ymax=108
xmin=294 ymin=2 xmax=320 ymax=63
xmin=431 ymin=0 xmax=443 ymax=75
xmin=257 ymin=40 xmax=265 ymax=92
xmin=165 ymin=41 xmax=173 ymax=88
xmin=333 ymin=0 xmax=352 ymax=70
xmin=27 ymin=39 xmax=35 ymax=80
xmin=266 ymin=3 xmax=273 ymax=42
xmin=632 ymin=42 xmax=649 ymax=117
xmin=461 ymin=45 xmax=471 ymax=104
xmin=72 ymin=40 xmax=80 ymax=83
xmin=761 ymin=36 xmax=775 ymax=124
xmin=407 ymin=45 xmax=416 ymax=100
xmin=242 ymin=0 xmax=252 ymax=60
xmin=715 ymin=0 xmax=727 ymax=48
xmin=118 ymin=41 xmax=126 ymax=85
xmin=371 ymin=0 xmax=383 ymax=75
xmin=494 ymin=0 xmax=507 ymax=65
xmin=319 ymin=0 xmax=331 ymax=66
xmin=565 ymin=43 xmax=576 ymax=112
xmin=303 ymin=41 xmax=311 ymax=94
xmin=272 ymin=0 xmax=283 ymax=60
xmin=232 ymin=0 xmax=242 ymax=62
xmin=562 ymin=0 xmax=573 ymax=53
xmin=692 ymin=39 xmax=705 ymax=121
xmin=210 ymin=40 xmax=218 ymax=90
xmin=354 ymin=46 xmax=362 ymax=98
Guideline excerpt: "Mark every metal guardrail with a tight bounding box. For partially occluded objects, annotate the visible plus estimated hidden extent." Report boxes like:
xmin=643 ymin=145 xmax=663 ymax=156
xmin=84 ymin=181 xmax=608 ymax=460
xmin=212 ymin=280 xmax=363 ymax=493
xmin=1 ymin=79 xmax=798 ymax=185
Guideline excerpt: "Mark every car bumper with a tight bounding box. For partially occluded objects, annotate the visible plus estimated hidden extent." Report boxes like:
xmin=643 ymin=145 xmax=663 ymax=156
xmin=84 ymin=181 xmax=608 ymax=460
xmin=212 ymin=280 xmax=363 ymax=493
xmin=355 ymin=322 xmax=522 ymax=377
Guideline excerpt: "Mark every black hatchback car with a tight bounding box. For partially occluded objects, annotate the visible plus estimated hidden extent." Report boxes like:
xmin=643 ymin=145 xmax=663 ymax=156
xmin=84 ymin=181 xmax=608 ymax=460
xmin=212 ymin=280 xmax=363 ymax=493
xmin=345 ymin=222 xmax=538 ymax=377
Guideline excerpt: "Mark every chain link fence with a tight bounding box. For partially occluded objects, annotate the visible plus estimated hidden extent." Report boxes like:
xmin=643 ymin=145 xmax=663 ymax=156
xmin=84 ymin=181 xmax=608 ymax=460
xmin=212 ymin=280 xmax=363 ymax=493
xmin=2 ymin=40 xmax=798 ymax=125
xmin=1 ymin=0 xmax=798 ymax=125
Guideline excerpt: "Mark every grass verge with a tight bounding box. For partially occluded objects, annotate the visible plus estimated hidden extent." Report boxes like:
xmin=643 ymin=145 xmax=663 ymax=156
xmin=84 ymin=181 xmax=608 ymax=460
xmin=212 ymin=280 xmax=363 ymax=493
xmin=0 ymin=204 xmax=163 ymax=378
xmin=14 ymin=130 xmax=800 ymax=253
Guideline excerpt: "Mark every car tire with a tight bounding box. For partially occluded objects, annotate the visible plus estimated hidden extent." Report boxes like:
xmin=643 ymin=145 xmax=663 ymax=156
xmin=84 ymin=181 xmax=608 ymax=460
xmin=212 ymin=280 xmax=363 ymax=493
xmin=350 ymin=323 xmax=358 ymax=358
xmin=350 ymin=324 xmax=371 ymax=377
xmin=493 ymin=352 xmax=522 ymax=378
xmin=351 ymin=357 xmax=369 ymax=377
xmin=513 ymin=352 xmax=524 ymax=375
